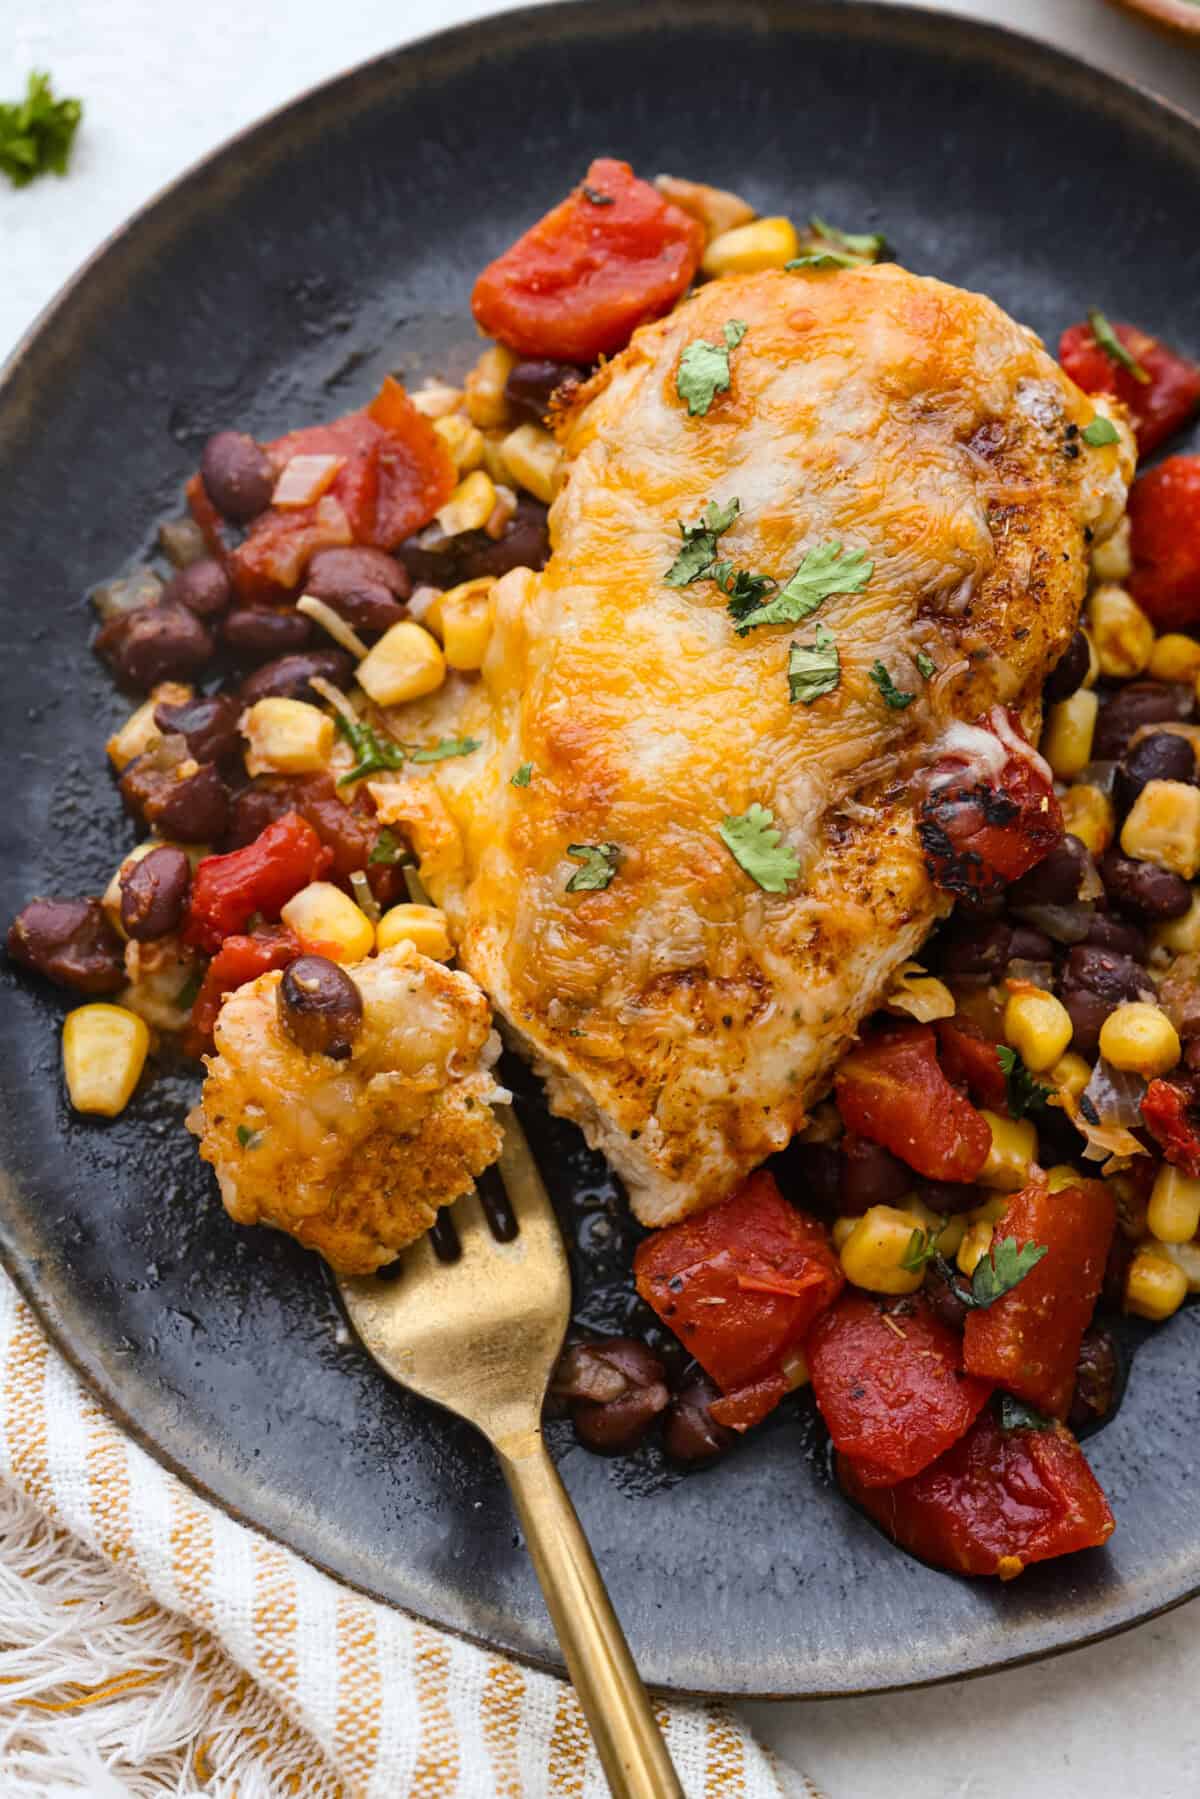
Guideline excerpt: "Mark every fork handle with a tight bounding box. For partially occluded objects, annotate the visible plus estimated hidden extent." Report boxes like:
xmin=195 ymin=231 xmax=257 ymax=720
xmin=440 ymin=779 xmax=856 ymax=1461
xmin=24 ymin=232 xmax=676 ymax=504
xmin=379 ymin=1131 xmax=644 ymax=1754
xmin=498 ymin=1433 xmax=684 ymax=1799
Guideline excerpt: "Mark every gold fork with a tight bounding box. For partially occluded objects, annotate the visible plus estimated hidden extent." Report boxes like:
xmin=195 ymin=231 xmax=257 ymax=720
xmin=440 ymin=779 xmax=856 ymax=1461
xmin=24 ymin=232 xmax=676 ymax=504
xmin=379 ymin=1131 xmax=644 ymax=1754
xmin=338 ymin=1110 xmax=684 ymax=1799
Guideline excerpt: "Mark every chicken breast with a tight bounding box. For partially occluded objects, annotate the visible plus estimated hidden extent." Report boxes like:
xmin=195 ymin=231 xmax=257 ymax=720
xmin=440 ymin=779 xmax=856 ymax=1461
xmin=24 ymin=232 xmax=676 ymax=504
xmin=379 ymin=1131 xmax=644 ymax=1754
xmin=371 ymin=264 xmax=1132 ymax=1226
xmin=189 ymin=941 xmax=506 ymax=1273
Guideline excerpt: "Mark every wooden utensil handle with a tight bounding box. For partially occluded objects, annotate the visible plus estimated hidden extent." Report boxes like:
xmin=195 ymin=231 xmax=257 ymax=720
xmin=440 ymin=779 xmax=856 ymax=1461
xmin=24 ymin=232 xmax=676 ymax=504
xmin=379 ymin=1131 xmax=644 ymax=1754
xmin=499 ymin=1433 xmax=684 ymax=1799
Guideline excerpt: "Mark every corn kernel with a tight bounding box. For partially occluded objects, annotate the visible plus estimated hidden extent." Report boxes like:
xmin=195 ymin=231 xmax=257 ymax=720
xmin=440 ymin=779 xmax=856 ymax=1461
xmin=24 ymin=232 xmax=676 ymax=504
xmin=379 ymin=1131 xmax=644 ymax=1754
xmin=1004 ymin=987 xmax=1073 ymax=1073
xmin=1125 ymin=1246 xmax=1188 ymax=1321
xmin=1059 ymin=783 xmax=1115 ymax=857
xmin=440 ymin=579 xmax=495 ymax=671
xmin=701 ymin=216 xmax=799 ymax=276
xmin=1090 ymin=514 xmax=1132 ymax=583
xmin=356 ymin=621 xmax=446 ymax=708
xmin=464 ymin=344 xmax=516 ymax=429
xmin=409 ymin=381 xmax=464 ymax=419
xmin=1157 ymin=1239 xmax=1200 ymax=1292
xmin=498 ymin=423 xmax=562 ymax=505
xmin=831 ymin=1215 xmax=858 ymax=1252
xmin=375 ymin=903 xmax=453 ymax=961
xmin=957 ymin=1219 xmax=994 ymax=1278
xmin=432 ymin=412 xmax=486 ymax=474
xmin=280 ymin=882 xmax=375 ymax=964
xmin=1148 ymin=632 xmax=1200 ymax=684
xmin=1045 ymin=1164 xmax=1083 ymax=1192
xmin=1147 ymin=1164 xmax=1200 ymax=1245
xmin=1120 ymin=779 xmax=1200 ymax=879
xmin=977 ymin=1109 xmax=1037 ymax=1191
xmin=654 ymin=174 xmax=756 ymax=242
xmin=1048 ymin=1051 xmax=1091 ymax=1099
xmin=106 ymin=681 xmax=192 ymax=771
xmin=1042 ymin=690 xmax=1097 ymax=780
xmin=62 ymin=1004 xmax=150 ymax=1117
xmin=1152 ymin=894 xmax=1200 ymax=955
xmin=969 ymin=1194 xmax=1011 ymax=1225
xmin=436 ymin=469 xmax=496 ymax=536
xmin=838 ymin=1205 xmax=925 ymax=1295
xmin=1087 ymin=583 xmax=1154 ymax=679
xmin=241 ymin=697 xmax=334 ymax=776
xmin=1098 ymin=1001 xmax=1181 ymax=1077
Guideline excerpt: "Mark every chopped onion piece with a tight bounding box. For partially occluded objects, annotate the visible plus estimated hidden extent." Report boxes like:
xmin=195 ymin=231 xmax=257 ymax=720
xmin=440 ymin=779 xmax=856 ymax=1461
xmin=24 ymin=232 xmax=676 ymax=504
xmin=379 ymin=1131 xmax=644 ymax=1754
xmin=297 ymin=593 xmax=369 ymax=660
xmin=407 ymin=585 xmax=442 ymax=626
xmin=349 ymin=869 xmax=380 ymax=923
xmin=1012 ymin=904 xmax=1093 ymax=945
xmin=1078 ymin=760 xmax=1117 ymax=797
xmin=1082 ymin=1057 xmax=1146 ymax=1130
xmin=1006 ymin=959 xmax=1055 ymax=989
xmin=1058 ymin=1087 xmax=1148 ymax=1169
xmin=884 ymin=960 xmax=956 ymax=1022
xmin=272 ymin=453 xmax=345 ymax=509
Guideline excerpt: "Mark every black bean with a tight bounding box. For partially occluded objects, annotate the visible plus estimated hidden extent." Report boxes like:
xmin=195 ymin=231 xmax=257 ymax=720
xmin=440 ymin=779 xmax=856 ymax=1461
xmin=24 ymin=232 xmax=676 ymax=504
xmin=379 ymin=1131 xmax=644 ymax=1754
xmin=200 ymin=431 xmax=274 ymax=523
xmin=120 ymin=739 xmax=230 ymax=843
xmin=1060 ymin=942 xmax=1152 ymax=1054
xmin=118 ymin=846 xmax=192 ymax=942
xmin=395 ymin=497 xmax=550 ymax=587
xmin=1043 ymin=630 xmax=1091 ymax=704
xmin=937 ymin=921 xmax=1013 ymax=979
xmin=317 ymin=585 xmax=406 ymax=639
xmin=154 ymin=693 xmax=242 ymax=766
xmin=222 ymin=607 xmax=313 ymax=660
xmin=1059 ymin=986 xmax=1113 ymax=1058
xmin=1068 ymin=1326 xmax=1120 ymax=1436
xmin=504 ymin=359 xmax=586 ymax=424
xmin=769 ymin=1141 xmax=840 ymax=1217
xmin=237 ymin=649 xmax=354 ymax=706
xmin=1113 ymin=732 xmax=1196 ymax=816
xmin=839 ymin=1135 xmax=912 ymax=1214
xmin=278 ymin=955 xmax=364 ymax=1057
xmin=662 ymin=1372 xmax=737 ymax=1466
xmin=224 ymin=781 xmax=295 ymax=850
xmin=162 ymin=557 xmax=232 ymax=621
xmin=1007 ymin=925 xmax=1055 ymax=964
xmin=1102 ymin=1232 xmax=1135 ymax=1313
xmin=1093 ymin=682 xmax=1194 ymax=761
xmin=7 ymin=897 xmax=126 ymax=995
xmin=1006 ymin=835 xmax=1089 ymax=907
xmin=916 ymin=1179 xmax=981 ymax=1216
xmin=1100 ymin=850 xmax=1192 ymax=921
xmin=305 ymin=546 xmax=410 ymax=602
xmin=557 ymin=1340 xmax=669 ymax=1455
xmin=923 ymin=1258 xmax=970 ymax=1333
xmin=95 ymin=604 xmax=215 ymax=690
xmin=1084 ymin=911 xmax=1147 ymax=959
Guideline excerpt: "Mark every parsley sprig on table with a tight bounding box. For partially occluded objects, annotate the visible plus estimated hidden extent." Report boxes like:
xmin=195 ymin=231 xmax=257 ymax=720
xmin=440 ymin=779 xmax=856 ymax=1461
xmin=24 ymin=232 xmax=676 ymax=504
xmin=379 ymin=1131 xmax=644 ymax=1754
xmin=0 ymin=71 xmax=83 ymax=189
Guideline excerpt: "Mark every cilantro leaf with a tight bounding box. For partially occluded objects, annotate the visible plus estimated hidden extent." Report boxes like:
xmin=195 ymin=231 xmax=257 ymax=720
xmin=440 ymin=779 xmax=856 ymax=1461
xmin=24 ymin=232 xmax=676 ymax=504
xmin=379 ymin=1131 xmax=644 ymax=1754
xmin=664 ymin=497 xmax=741 ymax=586
xmin=719 ymin=803 xmax=800 ymax=894
xmin=971 ymin=1236 xmax=1049 ymax=1309
xmin=723 ymin=319 xmax=748 ymax=349
xmin=996 ymin=1045 xmax=1053 ymax=1120
xmin=0 ymin=72 xmax=83 ymax=189
xmin=915 ymin=650 xmax=937 ymax=680
xmin=511 ymin=762 xmax=533 ymax=788
xmin=335 ymin=713 xmax=478 ymax=783
xmin=1082 ymin=417 xmax=1120 ymax=447
xmin=368 ymin=828 xmax=402 ymax=866
xmin=900 ymin=1218 xmax=948 ymax=1273
xmin=408 ymin=736 xmax=481 ymax=764
xmin=786 ymin=250 xmax=865 ymax=271
xmin=1000 ymin=1394 xmax=1055 ymax=1434
xmin=788 ymin=624 xmax=840 ymax=705
xmin=677 ymin=337 xmax=734 ymax=417
xmin=712 ymin=560 xmax=778 ymax=620
xmin=1087 ymin=308 xmax=1150 ymax=385
xmin=734 ymin=541 xmax=872 ymax=634
xmin=236 ymin=1125 xmax=264 ymax=1151
xmin=808 ymin=215 xmax=887 ymax=260
xmin=869 ymin=661 xmax=915 ymax=709
xmin=565 ymin=843 xmax=620 ymax=892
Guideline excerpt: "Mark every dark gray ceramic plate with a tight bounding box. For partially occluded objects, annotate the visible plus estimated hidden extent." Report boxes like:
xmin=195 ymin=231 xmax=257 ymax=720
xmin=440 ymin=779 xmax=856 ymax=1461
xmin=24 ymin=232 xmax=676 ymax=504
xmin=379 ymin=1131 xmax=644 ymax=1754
xmin=2 ymin=0 xmax=1200 ymax=1699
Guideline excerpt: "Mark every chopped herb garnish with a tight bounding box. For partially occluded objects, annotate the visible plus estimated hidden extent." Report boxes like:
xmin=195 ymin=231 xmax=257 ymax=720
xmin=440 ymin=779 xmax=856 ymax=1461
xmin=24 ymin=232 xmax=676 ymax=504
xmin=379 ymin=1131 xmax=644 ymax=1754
xmin=971 ymin=1236 xmax=1048 ymax=1309
xmin=869 ymin=661 xmax=915 ymax=709
xmin=236 ymin=1125 xmax=264 ymax=1151
xmin=719 ymin=803 xmax=800 ymax=894
xmin=565 ymin=842 xmax=620 ymax=892
xmin=408 ymin=736 xmax=481 ymax=764
xmin=0 ymin=72 xmax=83 ymax=189
xmin=664 ymin=496 xmax=741 ymax=586
xmin=713 ymin=561 xmax=777 ymax=620
xmin=1087 ymin=308 xmax=1150 ymax=385
xmin=1000 ymin=1395 xmax=1055 ymax=1434
xmin=511 ymin=762 xmax=533 ymax=788
xmin=734 ymin=541 xmax=872 ymax=634
xmin=335 ymin=713 xmax=478 ymax=784
xmin=808 ymin=215 xmax=887 ymax=260
xmin=915 ymin=650 xmax=937 ymax=680
xmin=996 ymin=1045 xmax=1053 ymax=1120
xmin=1081 ymin=417 xmax=1120 ymax=447
xmin=174 ymin=969 xmax=203 ymax=1012
xmin=786 ymin=249 xmax=865 ymax=271
xmin=582 ymin=183 xmax=614 ymax=205
xmin=900 ymin=1219 xmax=948 ymax=1273
xmin=368 ymin=828 xmax=402 ymax=866
xmin=676 ymin=320 xmax=748 ymax=418
xmin=787 ymin=624 xmax=840 ymax=705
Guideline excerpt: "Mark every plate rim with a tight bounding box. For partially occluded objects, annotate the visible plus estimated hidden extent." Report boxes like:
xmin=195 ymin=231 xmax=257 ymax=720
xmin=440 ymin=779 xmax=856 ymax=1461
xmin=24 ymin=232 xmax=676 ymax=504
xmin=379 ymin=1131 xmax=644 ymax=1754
xmin=3 ymin=0 xmax=1200 ymax=1699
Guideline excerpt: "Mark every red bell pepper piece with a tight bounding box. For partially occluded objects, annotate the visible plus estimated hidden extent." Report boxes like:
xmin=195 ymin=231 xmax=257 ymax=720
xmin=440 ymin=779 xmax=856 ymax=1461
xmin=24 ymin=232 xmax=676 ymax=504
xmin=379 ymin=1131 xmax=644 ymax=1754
xmin=1059 ymin=318 xmax=1200 ymax=457
xmin=963 ymin=1177 xmax=1116 ymax=1418
xmin=838 ymin=1406 xmax=1114 ymax=1577
xmin=1128 ymin=455 xmax=1200 ymax=633
xmin=809 ymin=1291 xmax=993 ymax=1487
xmin=184 ymin=812 xmax=331 ymax=954
xmin=471 ymin=158 xmax=704 ymax=362
xmin=188 ymin=924 xmax=302 ymax=1047
xmin=1142 ymin=1078 xmax=1200 ymax=1177
xmin=918 ymin=711 xmax=1062 ymax=900
xmin=935 ymin=1015 xmax=1008 ymax=1112
xmin=633 ymin=1172 xmax=843 ymax=1407
xmin=834 ymin=1023 xmax=992 ymax=1183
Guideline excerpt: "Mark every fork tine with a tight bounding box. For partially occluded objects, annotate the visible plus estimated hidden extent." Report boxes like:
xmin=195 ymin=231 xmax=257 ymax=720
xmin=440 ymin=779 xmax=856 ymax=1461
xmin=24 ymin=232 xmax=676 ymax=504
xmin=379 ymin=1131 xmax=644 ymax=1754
xmin=495 ymin=1109 xmax=556 ymax=1229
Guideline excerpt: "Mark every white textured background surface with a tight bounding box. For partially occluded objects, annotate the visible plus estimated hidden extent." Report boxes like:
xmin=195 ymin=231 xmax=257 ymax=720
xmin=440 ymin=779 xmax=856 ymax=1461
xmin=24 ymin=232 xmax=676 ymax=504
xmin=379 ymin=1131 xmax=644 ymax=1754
xmin=3 ymin=2 xmax=1200 ymax=1795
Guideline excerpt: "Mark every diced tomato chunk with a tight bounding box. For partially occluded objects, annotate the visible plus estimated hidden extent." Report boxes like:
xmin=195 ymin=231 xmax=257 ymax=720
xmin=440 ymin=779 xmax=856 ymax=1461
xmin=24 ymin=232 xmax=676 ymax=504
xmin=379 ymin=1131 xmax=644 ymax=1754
xmin=1141 ymin=1078 xmax=1200 ymax=1177
xmin=708 ymin=1371 xmax=789 ymax=1432
xmin=633 ymin=1172 xmax=843 ymax=1408
xmin=1059 ymin=319 xmax=1200 ymax=457
xmin=963 ymin=1177 xmax=1116 ymax=1418
xmin=935 ymin=1015 xmax=1008 ymax=1112
xmin=188 ymin=924 xmax=301 ymax=1046
xmin=834 ymin=1023 xmax=991 ymax=1183
xmin=809 ymin=1291 xmax=993 ymax=1487
xmin=184 ymin=812 xmax=331 ymax=954
xmin=839 ymin=1406 xmax=1114 ymax=1577
xmin=185 ymin=472 xmax=230 ymax=561
xmin=918 ymin=713 xmax=1063 ymax=899
xmin=1128 ymin=455 xmax=1200 ymax=633
xmin=471 ymin=158 xmax=704 ymax=362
